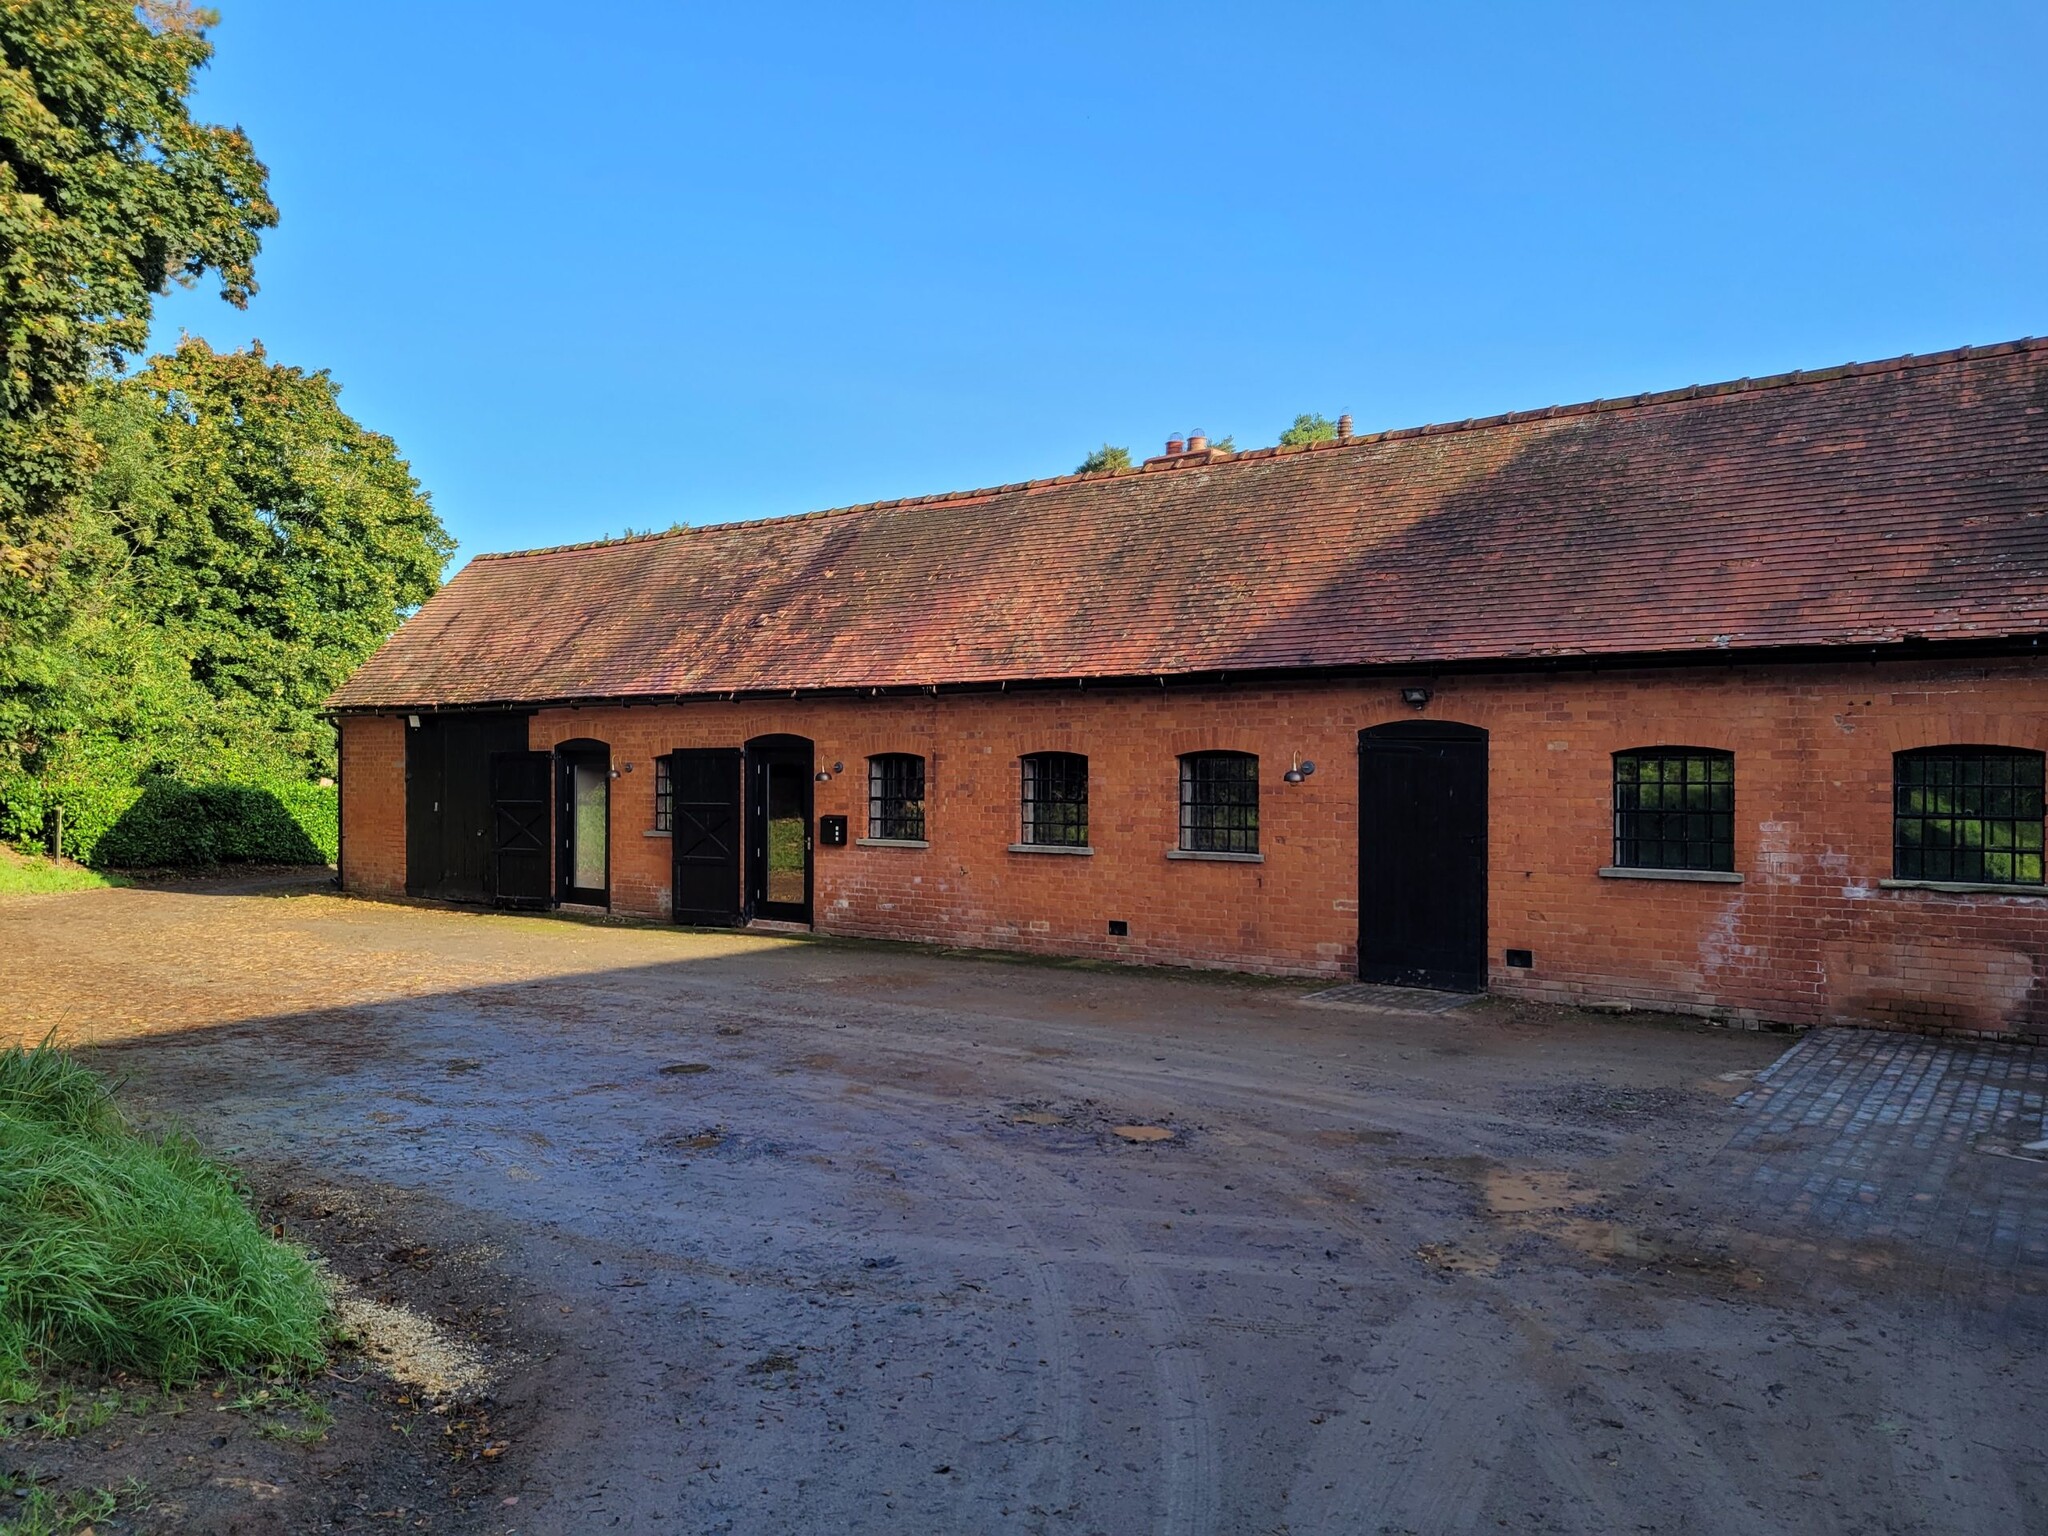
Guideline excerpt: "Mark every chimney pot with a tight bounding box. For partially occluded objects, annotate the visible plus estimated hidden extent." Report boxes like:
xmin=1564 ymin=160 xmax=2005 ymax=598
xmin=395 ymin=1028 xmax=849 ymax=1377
xmin=1337 ymin=413 xmax=1353 ymax=440
xmin=1187 ymin=431 xmax=1208 ymax=453
xmin=1165 ymin=437 xmax=1185 ymax=456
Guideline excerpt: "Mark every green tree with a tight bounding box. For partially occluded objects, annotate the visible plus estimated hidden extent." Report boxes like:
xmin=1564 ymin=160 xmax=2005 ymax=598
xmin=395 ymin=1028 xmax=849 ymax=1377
xmin=84 ymin=339 xmax=452 ymax=775
xmin=0 ymin=0 xmax=275 ymax=580
xmin=1278 ymin=413 xmax=1337 ymax=447
xmin=1076 ymin=444 xmax=1131 ymax=474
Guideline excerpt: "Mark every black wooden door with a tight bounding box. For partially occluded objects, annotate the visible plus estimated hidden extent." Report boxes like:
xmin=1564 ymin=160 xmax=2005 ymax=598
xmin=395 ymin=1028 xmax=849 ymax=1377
xmin=405 ymin=713 xmax=532 ymax=901
xmin=1358 ymin=721 xmax=1488 ymax=991
xmin=490 ymin=751 xmax=554 ymax=908
xmin=669 ymin=749 xmax=743 ymax=925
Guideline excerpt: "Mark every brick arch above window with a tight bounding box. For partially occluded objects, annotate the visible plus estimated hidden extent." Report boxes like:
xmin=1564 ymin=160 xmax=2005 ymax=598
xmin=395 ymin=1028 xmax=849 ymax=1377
xmin=1163 ymin=729 xmax=1266 ymax=758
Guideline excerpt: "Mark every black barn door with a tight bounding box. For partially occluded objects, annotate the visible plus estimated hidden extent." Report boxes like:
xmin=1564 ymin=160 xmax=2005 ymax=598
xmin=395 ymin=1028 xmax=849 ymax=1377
xmin=491 ymin=751 xmax=554 ymax=908
xmin=1358 ymin=721 xmax=1488 ymax=991
xmin=670 ymin=749 xmax=744 ymax=925
xmin=405 ymin=713 xmax=532 ymax=901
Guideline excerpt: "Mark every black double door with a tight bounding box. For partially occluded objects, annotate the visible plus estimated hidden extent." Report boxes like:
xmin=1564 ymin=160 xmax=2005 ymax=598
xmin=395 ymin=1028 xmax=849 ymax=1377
xmin=664 ymin=737 xmax=812 ymax=927
xmin=1358 ymin=721 xmax=1489 ymax=992
xmin=405 ymin=713 xmax=532 ymax=902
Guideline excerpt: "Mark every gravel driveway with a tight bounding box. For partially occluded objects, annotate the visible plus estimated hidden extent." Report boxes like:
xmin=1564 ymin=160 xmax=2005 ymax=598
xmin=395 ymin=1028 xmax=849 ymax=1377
xmin=4 ymin=875 xmax=2042 ymax=1534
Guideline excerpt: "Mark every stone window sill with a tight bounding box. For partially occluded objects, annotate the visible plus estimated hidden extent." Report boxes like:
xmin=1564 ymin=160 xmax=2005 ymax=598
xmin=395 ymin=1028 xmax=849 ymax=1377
xmin=643 ymin=828 xmax=671 ymax=838
xmin=856 ymin=837 xmax=930 ymax=850
xmin=1598 ymin=866 xmax=1742 ymax=884
xmin=1167 ymin=849 xmax=1264 ymax=864
xmin=1009 ymin=843 xmax=1094 ymax=856
xmin=1879 ymin=878 xmax=2048 ymax=898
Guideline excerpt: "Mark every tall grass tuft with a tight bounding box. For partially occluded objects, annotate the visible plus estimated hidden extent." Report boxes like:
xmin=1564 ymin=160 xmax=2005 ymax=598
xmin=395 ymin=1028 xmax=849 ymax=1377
xmin=0 ymin=1040 xmax=327 ymax=1390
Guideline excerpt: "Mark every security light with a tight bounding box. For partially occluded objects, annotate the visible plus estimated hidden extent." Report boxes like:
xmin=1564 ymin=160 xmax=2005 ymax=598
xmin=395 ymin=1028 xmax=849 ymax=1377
xmin=1400 ymin=686 xmax=1432 ymax=709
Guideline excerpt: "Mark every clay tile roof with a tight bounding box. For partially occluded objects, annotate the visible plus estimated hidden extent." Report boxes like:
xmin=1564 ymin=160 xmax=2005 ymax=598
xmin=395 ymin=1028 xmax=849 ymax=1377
xmin=331 ymin=339 xmax=2048 ymax=711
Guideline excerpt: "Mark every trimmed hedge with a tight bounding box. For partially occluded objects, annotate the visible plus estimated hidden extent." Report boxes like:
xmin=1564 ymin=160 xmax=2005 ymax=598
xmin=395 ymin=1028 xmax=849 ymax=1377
xmin=0 ymin=777 xmax=337 ymax=868
xmin=90 ymin=781 xmax=337 ymax=868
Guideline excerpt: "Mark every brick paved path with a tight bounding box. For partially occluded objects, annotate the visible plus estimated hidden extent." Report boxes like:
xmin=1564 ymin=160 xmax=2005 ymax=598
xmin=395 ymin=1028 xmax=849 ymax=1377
xmin=1727 ymin=1028 xmax=2048 ymax=1272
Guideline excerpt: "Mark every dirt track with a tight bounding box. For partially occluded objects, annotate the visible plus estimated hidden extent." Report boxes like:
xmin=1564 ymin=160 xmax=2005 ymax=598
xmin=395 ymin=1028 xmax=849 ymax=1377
xmin=3 ymin=875 xmax=2043 ymax=1533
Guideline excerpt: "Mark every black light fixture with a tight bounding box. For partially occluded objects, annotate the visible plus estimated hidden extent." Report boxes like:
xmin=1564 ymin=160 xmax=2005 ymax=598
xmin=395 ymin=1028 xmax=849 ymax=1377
xmin=814 ymin=770 xmax=831 ymax=782
xmin=1283 ymin=757 xmax=1317 ymax=785
xmin=1401 ymin=685 xmax=1433 ymax=709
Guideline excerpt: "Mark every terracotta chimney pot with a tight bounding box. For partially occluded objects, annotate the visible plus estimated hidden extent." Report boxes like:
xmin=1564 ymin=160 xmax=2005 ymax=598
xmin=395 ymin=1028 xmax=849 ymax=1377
xmin=1165 ymin=437 xmax=1185 ymax=456
xmin=1337 ymin=413 xmax=1353 ymax=440
xmin=1187 ymin=431 xmax=1208 ymax=453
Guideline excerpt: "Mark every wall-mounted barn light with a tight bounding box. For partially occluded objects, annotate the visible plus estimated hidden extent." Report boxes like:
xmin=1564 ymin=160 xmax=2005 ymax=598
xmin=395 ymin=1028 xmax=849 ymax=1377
xmin=406 ymin=714 xmax=421 ymax=729
xmin=1283 ymin=757 xmax=1317 ymax=785
xmin=1400 ymin=686 xmax=1433 ymax=709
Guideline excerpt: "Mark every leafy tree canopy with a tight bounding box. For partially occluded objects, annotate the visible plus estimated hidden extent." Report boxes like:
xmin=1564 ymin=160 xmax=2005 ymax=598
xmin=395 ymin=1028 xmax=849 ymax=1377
xmin=83 ymin=339 xmax=452 ymax=773
xmin=1278 ymin=413 xmax=1337 ymax=447
xmin=0 ymin=0 xmax=275 ymax=578
xmin=1076 ymin=444 xmax=1131 ymax=474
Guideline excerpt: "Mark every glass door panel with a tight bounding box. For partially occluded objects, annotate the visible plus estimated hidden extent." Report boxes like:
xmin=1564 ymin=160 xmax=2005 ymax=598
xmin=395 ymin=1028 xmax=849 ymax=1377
xmin=571 ymin=760 xmax=608 ymax=893
xmin=765 ymin=761 xmax=806 ymax=906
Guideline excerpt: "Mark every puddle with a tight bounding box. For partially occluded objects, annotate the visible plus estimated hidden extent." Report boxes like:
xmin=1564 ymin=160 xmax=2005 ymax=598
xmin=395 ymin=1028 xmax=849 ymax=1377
xmin=1113 ymin=1125 xmax=1175 ymax=1143
xmin=661 ymin=1062 xmax=713 ymax=1076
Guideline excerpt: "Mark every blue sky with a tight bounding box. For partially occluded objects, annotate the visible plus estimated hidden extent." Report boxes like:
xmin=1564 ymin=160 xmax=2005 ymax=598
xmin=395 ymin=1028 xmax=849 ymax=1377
xmin=148 ymin=2 xmax=2047 ymax=568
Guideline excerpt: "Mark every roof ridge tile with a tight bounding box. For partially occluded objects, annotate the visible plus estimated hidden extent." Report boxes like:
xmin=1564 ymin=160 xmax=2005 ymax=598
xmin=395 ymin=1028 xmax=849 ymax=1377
xmin=471 ymin=336 xmax=2042 ymax=564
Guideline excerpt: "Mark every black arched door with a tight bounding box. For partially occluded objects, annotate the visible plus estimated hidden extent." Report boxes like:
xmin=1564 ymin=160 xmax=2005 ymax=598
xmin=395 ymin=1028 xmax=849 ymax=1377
xmin=1359 ymin=721 xmax=1488 ymax=991
xmin=746 ymin=734 xmax=813 ymax=923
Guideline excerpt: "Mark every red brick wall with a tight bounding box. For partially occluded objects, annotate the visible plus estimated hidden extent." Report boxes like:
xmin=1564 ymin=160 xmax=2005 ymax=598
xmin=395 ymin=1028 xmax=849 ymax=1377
xmin=340 ymin=654 xmax=2048 ymax=1037
xmin=338 ymin=712 xmax=407 ymax=897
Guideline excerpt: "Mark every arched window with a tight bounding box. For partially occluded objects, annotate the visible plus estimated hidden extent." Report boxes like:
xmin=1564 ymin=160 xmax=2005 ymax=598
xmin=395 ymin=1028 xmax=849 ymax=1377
xmin=1021 ymin=752 xmax=1089 ymax=847
xmin=1894 ymin=746 xmax=2044 ymax=885
xmin=867 ymin=753 xmax=927 ymax=842
xmin=1612 ymin=747 xmax=1734 ymax=872
xmin=1179 ymin=751 xmax=1258 ymax=854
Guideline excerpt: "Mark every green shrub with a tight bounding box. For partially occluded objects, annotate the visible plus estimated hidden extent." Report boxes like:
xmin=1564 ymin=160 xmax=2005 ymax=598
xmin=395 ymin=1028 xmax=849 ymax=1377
xmin=90 ymin=780 xmax=335 ymax=868
xmin=0 ymin=777 xmax=338 ymax=869
xmin=0 ymin=1042 xmax=328 ymax=1390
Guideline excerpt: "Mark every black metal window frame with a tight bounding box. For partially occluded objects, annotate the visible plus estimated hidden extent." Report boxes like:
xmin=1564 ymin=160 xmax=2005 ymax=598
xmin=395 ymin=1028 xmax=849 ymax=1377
xmin=1021 ymin=751 xmax=1089 ymax=847
xmin=1612 ymin=747 xmax=1735 ymax=873
xmin=653 ymin=754 xmax=673 ymax=832
xmin=1179 ymin=751 xmax=1259 ymax=854
xmin=868 ymin=753 xmax=927 ymax=842
xmin=1894 ymin=746 xmax=2045 ymax=886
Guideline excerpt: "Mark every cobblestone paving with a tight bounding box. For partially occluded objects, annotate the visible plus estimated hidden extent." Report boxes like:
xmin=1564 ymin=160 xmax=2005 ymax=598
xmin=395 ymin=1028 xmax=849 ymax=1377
xmin=1727 ymin=1028 xmax=2048 ymax=1272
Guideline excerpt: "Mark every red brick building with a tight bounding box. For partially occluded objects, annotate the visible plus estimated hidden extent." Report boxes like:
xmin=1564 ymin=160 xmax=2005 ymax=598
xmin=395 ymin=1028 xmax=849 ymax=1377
xmin=330 ymin=341 xmax=2048 ymax=1037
